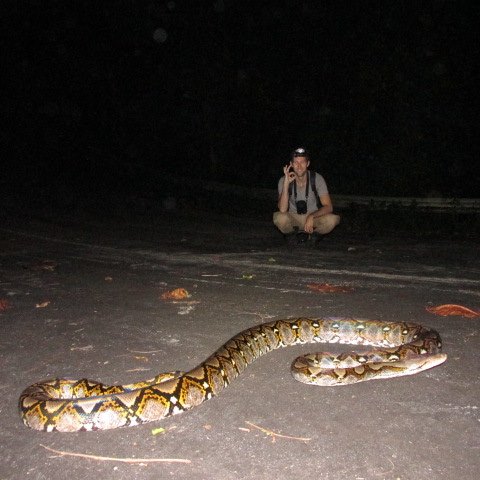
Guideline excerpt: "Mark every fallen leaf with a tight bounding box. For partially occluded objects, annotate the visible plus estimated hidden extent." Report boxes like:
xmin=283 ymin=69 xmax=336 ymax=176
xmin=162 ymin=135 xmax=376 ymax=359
xmin=242 ymin=274 xmax=255 ymax=280
xmin=30 ymin=260 xmax=58 ymax=271
xmin=426 ymin=304 xmax=480 ymax=318
xmin=40 ymin=261 xmax=57 ymax=271
xmin=35 ymin=301 xmax=50 ymax=308
xmin=307 ymin=283 xmax=353 ymax=293
xmin=0 ymin=299 xmax=11 ymax=311
xmin=133 ymin=355 xmax=149 ymax=362
xmin=178 ymin=305 xmax=195 ymax=315
xmin=161 ymin=288 xmax=190 ymax=300
xmin=151 ymin=427 xmax=166 ymax=436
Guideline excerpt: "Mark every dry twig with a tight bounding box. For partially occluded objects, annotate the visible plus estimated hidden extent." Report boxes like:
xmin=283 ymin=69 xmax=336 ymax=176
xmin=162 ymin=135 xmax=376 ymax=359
xmin=244 ymin=421 xmax=311 ymax=443
xmin=128 ymin=349 xmax=163 ymax=354
xmin=40 ymin=444 xmax=191 ymax=464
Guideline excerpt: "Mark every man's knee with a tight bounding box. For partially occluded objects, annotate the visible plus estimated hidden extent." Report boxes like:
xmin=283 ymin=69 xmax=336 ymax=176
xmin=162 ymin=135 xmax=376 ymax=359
xmin=314 ymin=214 xmax=341 ymax=235
xmin=273 ymin=211 xmax=293 ymax=233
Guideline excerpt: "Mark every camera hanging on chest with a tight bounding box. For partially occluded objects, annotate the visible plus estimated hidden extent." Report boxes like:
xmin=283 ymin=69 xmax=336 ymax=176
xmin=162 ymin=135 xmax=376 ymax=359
xmin=288 ymin=171 xmax=322 ymax=214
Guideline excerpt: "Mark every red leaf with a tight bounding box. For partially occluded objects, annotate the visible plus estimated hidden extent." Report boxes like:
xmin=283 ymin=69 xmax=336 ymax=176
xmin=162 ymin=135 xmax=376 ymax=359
xmin=307 ymin=283 xmax=353 ymax=293
xmin=426 ymin=304 xmax=480 ymax=318
xmin=161 ymin=288 xmax=190 ymax=300
xmin=0 ymin=299 xmax=11 ymax=311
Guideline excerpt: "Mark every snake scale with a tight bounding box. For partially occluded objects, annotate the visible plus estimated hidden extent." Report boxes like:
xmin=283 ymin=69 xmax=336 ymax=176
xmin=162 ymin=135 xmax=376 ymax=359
xmin=19 ymin=317 xmax=446 ymax=432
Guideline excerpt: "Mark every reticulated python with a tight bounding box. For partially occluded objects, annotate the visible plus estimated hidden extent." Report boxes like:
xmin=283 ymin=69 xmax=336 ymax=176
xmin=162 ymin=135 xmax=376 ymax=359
xmin=19 ymin=317 xmax=446 ymax=432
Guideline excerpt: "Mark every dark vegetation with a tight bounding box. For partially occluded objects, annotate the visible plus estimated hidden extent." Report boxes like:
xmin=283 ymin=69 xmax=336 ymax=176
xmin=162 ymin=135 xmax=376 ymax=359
xmin=6 ymin=2 xmax=479 ymax=194
xmin=3 ymin=1 xmax=478 ymax=239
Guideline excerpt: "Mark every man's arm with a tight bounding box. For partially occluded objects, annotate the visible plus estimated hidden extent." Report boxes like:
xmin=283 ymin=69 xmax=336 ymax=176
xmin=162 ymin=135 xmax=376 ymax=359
xmin=278 ymin=164 xmax=295 ymax=213
xmin=278 ymin=182 xmax=290 ymax=212
xmin=310 ymin=194 xmax=333 ymax=218
xmin=304 ymin=194 xmax=334 ymax=233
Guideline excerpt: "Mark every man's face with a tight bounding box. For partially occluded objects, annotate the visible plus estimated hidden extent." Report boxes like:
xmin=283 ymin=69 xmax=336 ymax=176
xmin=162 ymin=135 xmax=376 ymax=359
xmin=291 ymin=156 xmax=309 ymax=177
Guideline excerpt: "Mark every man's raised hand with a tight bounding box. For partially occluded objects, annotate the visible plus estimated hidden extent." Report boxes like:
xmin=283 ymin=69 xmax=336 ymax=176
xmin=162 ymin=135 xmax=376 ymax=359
xmin=283 ymin=164 xmax=295 ymax=184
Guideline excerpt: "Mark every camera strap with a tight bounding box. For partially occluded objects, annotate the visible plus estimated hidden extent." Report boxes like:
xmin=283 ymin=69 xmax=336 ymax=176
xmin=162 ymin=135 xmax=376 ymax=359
xmin=288 ymin=170 xmax=322 ymax=209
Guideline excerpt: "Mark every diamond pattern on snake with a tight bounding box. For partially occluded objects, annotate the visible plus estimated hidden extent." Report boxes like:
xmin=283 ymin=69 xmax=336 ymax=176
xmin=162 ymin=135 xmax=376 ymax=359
xmin=19 ymin=317 xmax=446 ymax=432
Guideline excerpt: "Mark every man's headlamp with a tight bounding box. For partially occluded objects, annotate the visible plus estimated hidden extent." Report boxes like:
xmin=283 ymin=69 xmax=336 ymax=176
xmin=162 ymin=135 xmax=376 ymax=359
xmin=293 ymin=147 xmax=308 ymax=157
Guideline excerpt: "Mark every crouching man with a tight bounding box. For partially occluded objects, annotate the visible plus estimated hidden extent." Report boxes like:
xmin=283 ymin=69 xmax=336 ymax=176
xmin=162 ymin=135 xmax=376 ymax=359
xmin=273 ymin=147 xmax=340 ymax=243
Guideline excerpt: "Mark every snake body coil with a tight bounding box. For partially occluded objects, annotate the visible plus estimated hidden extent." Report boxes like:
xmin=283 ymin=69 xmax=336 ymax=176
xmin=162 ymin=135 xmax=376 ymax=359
xmin=19 ymin=318 xmax=446 ymax=432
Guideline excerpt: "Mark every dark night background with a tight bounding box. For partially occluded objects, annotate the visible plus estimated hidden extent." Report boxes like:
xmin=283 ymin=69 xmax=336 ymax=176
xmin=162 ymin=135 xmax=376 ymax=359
xmin=3 ymin=0 xmax=479 ymax=213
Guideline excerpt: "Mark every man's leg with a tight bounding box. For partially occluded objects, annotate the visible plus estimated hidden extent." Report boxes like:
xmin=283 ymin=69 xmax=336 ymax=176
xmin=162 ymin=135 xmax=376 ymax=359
xmin=273 ymin=212 xmax=306 ymax=233
xmin=313 ymin=213 xmax=341 ymax=235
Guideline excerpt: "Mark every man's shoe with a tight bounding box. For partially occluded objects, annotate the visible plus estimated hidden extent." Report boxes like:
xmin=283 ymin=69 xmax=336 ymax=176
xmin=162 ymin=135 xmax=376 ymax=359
xmin=296 ymin=232 xmax=309 ymax=243
xmin=311 ymin=232 xmax=323 ymax=245
xmin=284 ymin=232 xmax=297 ymax=245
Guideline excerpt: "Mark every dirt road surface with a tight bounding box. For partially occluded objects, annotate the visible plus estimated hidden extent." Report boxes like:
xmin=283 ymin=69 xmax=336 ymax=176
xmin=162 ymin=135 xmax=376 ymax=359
xmin=1 ymin=210 xmax=479 ymax=480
